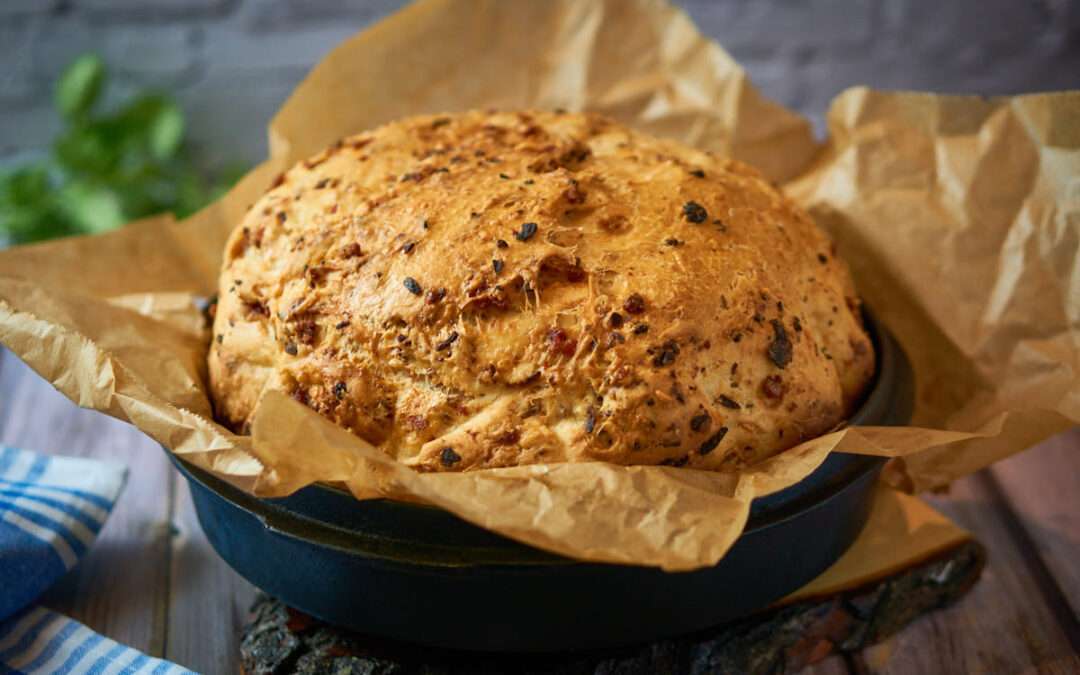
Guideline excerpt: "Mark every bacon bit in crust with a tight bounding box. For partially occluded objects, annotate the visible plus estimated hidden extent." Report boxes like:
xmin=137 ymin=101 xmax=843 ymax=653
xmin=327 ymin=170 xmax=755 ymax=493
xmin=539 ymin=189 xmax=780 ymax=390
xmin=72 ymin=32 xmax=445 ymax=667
xmin=623 ymin=293 xmax=647 ymax=314
xmin=760 ymin=374 xmax=786 ymax=407
xmin=547 ymin=328 xmax=578 ymax=357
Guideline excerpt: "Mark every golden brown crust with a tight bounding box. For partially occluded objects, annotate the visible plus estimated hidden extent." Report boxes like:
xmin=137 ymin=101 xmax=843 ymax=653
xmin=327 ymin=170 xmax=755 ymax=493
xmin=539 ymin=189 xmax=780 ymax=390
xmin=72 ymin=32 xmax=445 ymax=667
xmin=208 ymin=110 xmax=875 ymax=472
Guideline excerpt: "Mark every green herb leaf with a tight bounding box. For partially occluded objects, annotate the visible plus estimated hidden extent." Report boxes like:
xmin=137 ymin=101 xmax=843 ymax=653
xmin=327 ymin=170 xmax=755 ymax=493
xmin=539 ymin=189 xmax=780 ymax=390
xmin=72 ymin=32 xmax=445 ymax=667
xmin=3 ymin=54 xmax=248 ymax=246
xmin=149 ymin=101 xmax=185 ymax=160
xmin=53 ymin=123 xmax=118 ymax=175
xmin=55 ymin=54 xmax=105 ymax=120
xmin=112 ymin=94 xmax=186 ymax=161
xmin=56 ymin=181 xmax=125 ymax=234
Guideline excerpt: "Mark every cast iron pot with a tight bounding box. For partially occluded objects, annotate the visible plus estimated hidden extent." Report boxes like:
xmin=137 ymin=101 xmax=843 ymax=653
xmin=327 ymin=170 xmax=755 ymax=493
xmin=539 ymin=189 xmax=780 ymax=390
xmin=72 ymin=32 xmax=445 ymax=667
xmin=170 ymin=313 xmax=913 ymax=652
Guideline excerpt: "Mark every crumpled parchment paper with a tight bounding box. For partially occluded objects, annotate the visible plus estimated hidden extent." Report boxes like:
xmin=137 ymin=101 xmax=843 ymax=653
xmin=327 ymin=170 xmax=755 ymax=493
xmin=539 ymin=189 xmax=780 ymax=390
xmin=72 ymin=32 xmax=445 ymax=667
xmin=0 ymin=0 xmax=1074 ymax=571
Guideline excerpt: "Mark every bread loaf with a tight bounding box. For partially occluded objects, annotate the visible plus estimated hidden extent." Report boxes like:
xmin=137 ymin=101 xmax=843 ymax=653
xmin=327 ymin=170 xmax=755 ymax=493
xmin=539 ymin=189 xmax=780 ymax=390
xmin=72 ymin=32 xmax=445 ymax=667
xmin=208 ymin=110 xmax=874 ymax=472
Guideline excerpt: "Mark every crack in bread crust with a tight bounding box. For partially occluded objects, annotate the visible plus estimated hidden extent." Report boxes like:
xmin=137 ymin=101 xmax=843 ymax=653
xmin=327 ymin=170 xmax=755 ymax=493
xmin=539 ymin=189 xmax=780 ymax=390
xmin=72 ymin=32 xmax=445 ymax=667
xmin=209 ymin=111 xmax=875 ymax=472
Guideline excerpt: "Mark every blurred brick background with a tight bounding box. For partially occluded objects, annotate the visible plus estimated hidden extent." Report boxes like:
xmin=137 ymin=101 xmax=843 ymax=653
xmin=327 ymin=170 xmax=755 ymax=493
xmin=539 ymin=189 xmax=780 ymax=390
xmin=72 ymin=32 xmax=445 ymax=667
xmin=2 ymin=0 xmax=1078 ymax=172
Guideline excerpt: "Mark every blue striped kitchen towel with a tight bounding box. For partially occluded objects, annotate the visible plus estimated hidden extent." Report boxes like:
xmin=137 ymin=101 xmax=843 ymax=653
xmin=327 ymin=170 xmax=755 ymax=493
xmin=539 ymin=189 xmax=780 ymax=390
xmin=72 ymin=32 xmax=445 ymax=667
xmin=0 ymin=608 xmax=193 ymax=675
xmin=0 ymin=446 xmax=194 ymax=674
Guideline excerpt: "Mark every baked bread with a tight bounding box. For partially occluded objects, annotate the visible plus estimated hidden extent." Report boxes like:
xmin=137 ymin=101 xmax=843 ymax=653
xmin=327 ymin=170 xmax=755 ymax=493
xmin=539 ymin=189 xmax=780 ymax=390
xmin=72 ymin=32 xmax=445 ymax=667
xmin=208 ymin=110 xmax=874 ymax=472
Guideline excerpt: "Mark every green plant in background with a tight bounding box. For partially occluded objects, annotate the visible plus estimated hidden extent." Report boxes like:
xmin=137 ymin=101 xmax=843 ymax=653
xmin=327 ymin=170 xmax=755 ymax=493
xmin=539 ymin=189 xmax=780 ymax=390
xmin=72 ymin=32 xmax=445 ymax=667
xmin=0 ymin=54 xmax=246 ymax=244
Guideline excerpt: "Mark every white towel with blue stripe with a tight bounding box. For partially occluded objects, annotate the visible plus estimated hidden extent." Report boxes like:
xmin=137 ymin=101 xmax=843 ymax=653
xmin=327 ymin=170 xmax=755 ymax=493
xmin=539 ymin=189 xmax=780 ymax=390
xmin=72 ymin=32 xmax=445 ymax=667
xmin=0 ymin=608 xmax=192 ymax=675
xmin=0 ymin=447 xmax=194 ymax=674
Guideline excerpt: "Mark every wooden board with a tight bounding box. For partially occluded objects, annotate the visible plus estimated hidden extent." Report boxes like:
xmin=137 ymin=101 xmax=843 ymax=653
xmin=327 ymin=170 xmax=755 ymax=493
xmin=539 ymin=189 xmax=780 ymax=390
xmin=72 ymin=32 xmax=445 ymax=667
xmin=1 ymin=347 xmax=1077 ymax=674
xmin=166 ymin=476 xmax=257 ymax=673
xmin=857 ymin=434 xmax=1080 ymax=674
xmin=990 ymin=430 xmax=1080 ymax=627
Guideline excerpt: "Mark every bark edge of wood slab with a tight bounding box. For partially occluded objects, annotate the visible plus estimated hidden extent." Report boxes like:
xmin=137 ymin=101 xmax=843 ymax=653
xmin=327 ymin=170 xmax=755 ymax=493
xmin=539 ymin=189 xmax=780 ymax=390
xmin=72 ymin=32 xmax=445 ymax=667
xmin=238 ymin=540 xmax=986 ymax=675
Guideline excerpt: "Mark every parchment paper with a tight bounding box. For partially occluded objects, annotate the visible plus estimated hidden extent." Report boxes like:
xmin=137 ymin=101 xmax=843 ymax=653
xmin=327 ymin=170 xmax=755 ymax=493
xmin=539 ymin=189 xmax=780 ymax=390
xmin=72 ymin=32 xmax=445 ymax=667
xmin=0 ymin=0 xmax=1075 ymax=571
xmin=784 ymin=486 xmax=971 ymax=603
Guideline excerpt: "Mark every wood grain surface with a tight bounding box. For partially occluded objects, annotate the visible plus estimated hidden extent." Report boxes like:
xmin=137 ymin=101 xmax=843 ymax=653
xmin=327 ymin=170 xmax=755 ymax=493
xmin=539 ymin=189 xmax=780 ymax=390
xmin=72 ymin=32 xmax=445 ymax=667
xmin=1 ymin=348 xmax=1077 ymax=674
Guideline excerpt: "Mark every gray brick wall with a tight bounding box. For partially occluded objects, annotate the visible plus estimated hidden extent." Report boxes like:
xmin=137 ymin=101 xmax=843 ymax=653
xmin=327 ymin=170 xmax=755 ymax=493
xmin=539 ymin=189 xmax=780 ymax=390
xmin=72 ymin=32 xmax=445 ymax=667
xmin=2 ymin=0 xmax=1078 ymax=172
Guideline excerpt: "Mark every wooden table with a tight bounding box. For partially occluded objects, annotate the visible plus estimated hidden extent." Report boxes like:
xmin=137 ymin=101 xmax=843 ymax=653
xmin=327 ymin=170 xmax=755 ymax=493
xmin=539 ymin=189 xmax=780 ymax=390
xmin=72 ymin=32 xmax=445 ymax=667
xmin=1 ymin=348 xmax=1077 ymax=674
